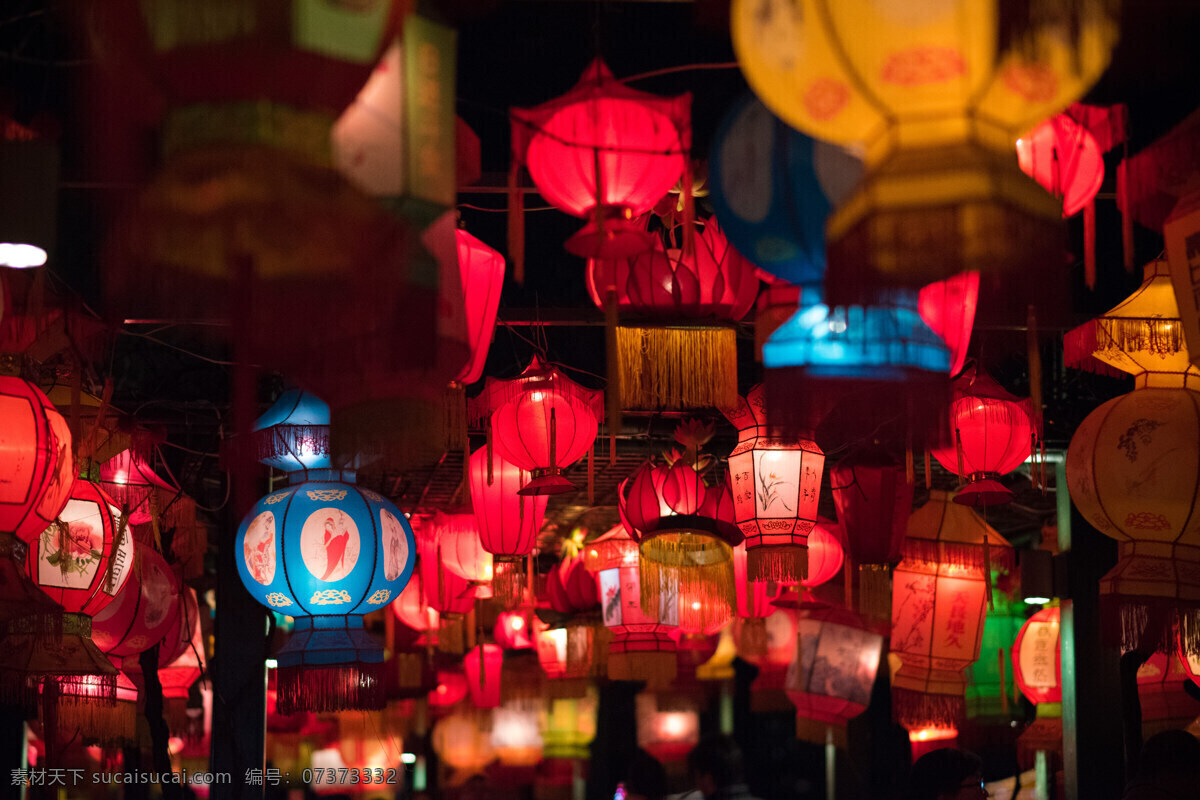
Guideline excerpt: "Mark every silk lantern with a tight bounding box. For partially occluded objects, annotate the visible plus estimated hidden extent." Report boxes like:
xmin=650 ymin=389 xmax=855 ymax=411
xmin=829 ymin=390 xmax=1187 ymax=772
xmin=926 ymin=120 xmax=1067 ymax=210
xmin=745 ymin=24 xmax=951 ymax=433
xmin=469 ymin=446 xmax=548 ymax=607
xmin=803 ymin=521 xmax=846 ymax=589
xmin=495 ymin=612 xmax=533 ymax=651
xmin=1137 ymin=650 xmax=1200 ymax=738
xmin=455 ymin=228 xmax=506 ymax=385
xmin=929 ymin=364 xmax=1037 ymax=508
xmin=586 ymin=217 xmax=758 ymax=411
xmin=584 ymin=524 xmax=679 ymax=688
xmin=731 ymin=0 xmax=1117 ymax=305
xmin=98 ymin=448 xmax=203 ymax=573
xmin=511 ymin=59 xmax=690 ymax=259
xmin=0 ymin=375 xmax=75 ymax=544
xmin=1064 ymin=259 xmax=1200 ymax=655
xmin=125 ymin=586 xmax=205 ymax=735
xmin=464 ymin=643 xmax=504 ymax=709
xmin=539 ymin=543 xmax=605 ymax=696
xmin=635 ymin=693 xmax=699 ymax=763
xmin=235 ymin=471 xmax=416 ymax=713
xmin=415 ymin=516 xmax=476 ymax=654
xmin=830 ymin=451 xmax=914 ymax=622
xmin=724 ymin=384 xmax=825 ymax=582
xmin=735 ymin=601 xmax=798 ymax=707
xmin=91 ymin=542 xmax=181 ymax=660
xmin=890 ymin=492 xmax=1009 ymax=738
xmin=473 ymin=356 xmax=602 ymax=495
xmin=709 ymin=93 xmax=862 ymax=288
xmin=919 ymin=271 xmax=980 ymax=378
xmin=433 ymin=511 xmax=495 ymax=591
xmin=1012 ymin=606 xmax=1064 ymax=768
xmin=786 ymin=600 xmax=883 ymax=747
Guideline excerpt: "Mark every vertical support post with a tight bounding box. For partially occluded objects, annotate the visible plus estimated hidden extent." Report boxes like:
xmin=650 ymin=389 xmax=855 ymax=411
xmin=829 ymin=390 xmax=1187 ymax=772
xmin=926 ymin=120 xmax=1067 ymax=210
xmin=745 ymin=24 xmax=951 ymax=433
xmin=1057 ymin=459 xmax=1122 ymax=800
xmin=719 ymin=680 xmax=734 ymax=735
xmin=825 ymin=726 xmax=836 ymax=800
xmin=1035 ymin=750 xmax=1049 ymax=800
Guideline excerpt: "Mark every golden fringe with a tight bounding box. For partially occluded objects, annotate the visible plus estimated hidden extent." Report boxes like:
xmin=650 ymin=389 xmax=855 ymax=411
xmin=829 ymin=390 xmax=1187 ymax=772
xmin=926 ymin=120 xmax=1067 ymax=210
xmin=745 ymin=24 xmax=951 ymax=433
xmin=608 ymin=651 xmax=676 ymax=689
xmin=53 ymin=698 xmax=135 ymax=747
xmin=639 ymin=536 xmax=735 ymax=627
xmin=492 ymin=560 xmax=525 ymax=610
xmin=1064 ymin=317 xmax=1187 ymax=372
xmin=438 ymin=617 xmax=466 ymax=655
xmin=738 ymin=617 xmax=768 ymax=660
xmin=858 ymin=565 xmax=892 ymax=625
xmin=616 ymin=325 xmax=738 ymax=411
xmin=747 ymin=545 xmax=808 ymax=584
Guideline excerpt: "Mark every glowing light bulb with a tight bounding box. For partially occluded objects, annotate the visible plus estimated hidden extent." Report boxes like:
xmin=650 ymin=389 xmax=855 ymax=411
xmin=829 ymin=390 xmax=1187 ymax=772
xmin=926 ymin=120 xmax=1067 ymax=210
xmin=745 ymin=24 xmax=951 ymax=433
xmin=510 ymin=616 xmax=524 ymax=630
xmin=529 ymin=391 xmax=546 ymax=402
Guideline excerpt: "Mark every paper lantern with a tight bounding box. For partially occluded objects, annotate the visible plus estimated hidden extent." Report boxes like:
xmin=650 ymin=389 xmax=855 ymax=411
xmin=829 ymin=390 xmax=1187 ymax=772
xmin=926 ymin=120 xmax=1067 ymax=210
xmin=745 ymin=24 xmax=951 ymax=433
xmin=433 ymin=711 xmax=495 ymax=774
xmin=731 ymin=0 xmax=1116 ymax=302
xmin=468 ymin=446 xmax=548 ymax=605
xmin=1012 ymin=606 xmax=1063 ymax=769
xmin=830 ymin=452 xmax=914 ymax=621
xmin=127 ymin=586 xmax=205 ymax=735
xmin=415 ymin=517 xmax=479 ymax=619
xmin=534 ymin=619 xmax=604 ymax=699
xmin=244 ymin=389 xmax=331 ymax=475
xmin=930 ymin=365 xmax=1037 ymax=508
xmin=97 ymin=451 xmax=201 ymax=573
xmin=429 ymin=670 xmax=469 ymax=709
xmin=547 ymin=546 xmax=599 ymax=613
xmin=785 ymin=600 xmax=883 ymax=747
xmin=495 ymin=612 xmax=533 ymax=651
xmin=464 ymin=644 xmax=504 ymax=709
xmin=903 ymin=491 xmax=1014 ymax=577
xmin=586 ymin=218 xmax=757 ymax=411
xmin=456 ymin=229 xmax=506 ymax=385
xmin=511 ymin=59 xmax=690 ymax=259
xmin=1016 ymin=114 xmax=1105 ymax=218
xmin=1065 ymin=260 xmax=1200 ymax=654
xmin=636 ymin=693 xmax=699 ymax=763
xmin=473 ymin=356 xmax=602 ymax=495
xmin=235 ymin=472 xmax=416 ymax=713
xmin=803 ymin=521 xmax=845 ymax=589
xmin=619 ymin=452 xmax=741 ymax=636
xmin=91 ymin=542 xmax=181 ymax=659
xmin=1137 ymin=651 xmax=1200 ymax=738
xmin=492 ymin=699 xmax=544 ymax=767
xmin=584 ymin=524 xmax=678 ymax=687
xmin=724 ymin=385 xmax=825 ymax=582
xmin=541 ymin=691 xmax=598 ymax=760
xmin=0 ymin=375 xmax=74 ymax=544
xmin=919 ymin=271 xmax=980 ymax=378
xmin=433 ymin=511 xmax=495 ymax=588
xmin=709 ymin=93 xmax=862 ymax=287
xmin=731 ymin=540 xmax=780 ymax=660
xmin=392 ymin=579 xmax=439 ymax=635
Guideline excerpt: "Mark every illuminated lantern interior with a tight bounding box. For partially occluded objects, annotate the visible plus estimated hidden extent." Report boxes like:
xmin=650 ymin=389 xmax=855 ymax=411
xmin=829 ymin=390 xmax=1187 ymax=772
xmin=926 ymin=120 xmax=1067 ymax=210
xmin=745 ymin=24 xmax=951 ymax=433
xmin=801 ymin=521 xmax=845 ymax=589
xmin=392 ymin=578 xmax=440 ymax=635
xmin=542 ymin=690 xmax=598 ymax=760
xmin=433 ymin=510 xmax=495 ymax=588
xmin=429 ymin=670 xmax=469 ymax=709
xmin=511 ymin=59 xmax=690 ymax=259
xmin=494 ymin=611 xmax=533 ymax=650
xmin=1016 ymin=114 xmax=1105 ymax=218
xmin=0 ymin=375 xmax=75 ymax=544
xmin=1013 ymin=607 xmax=1062 ymax=707
xmin=636 ymin=693 xmax=699 ymax=763
xmin=247 ymin=389 xmax=331 ymax=475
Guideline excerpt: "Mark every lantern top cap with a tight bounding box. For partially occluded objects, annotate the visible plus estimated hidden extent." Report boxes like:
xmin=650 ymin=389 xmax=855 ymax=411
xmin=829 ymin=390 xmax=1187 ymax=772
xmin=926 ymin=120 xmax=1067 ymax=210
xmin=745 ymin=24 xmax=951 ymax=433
xmin=903 ymin=491 xmax=1014 ymax=572
xmin=470 ymin=356 xmax=604 ymax=424
xmin=98 ymin=449 xmax=177 ymax=493
xmin=952 ymin=363 xmax=1027 ymax=405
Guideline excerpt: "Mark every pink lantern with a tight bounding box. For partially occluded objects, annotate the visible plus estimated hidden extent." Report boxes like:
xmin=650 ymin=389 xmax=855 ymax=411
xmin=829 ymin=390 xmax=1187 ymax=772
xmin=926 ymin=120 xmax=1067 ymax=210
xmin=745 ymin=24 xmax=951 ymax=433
xmin=464 ymin=643 xmax=504 ymax=709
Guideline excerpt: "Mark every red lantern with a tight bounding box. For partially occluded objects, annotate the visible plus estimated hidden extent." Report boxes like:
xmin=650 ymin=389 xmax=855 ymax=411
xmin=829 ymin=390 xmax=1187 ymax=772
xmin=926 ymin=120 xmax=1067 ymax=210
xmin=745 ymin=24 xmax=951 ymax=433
xmin=429 ymin=670 xmax=469 ymax=709
xmin=1016 ymin=115 xmax=1105 ymax=219
xmin=1011 ymin=606 xmax=1063 ymax=770
xmin=91 ymin=542 xmax=181 ymax=659
xmin=464 ymin=643 xmax=504 ymax=709
xmin=455 ymin=229 xmax=505 ymax=386
xmin=802 ymin=521 xmax=845 ymax=589
xmin=473 ymin=356 xmax=603 ymax=495
xmin=0 ymin=375 xmax=74 ymax=544
xmin=918 ymin=271 xmax=980 ymax=378
xmin=929 ymin=365 xmax=1037 ymax=508
xmin=512 ymin=59 xmax=690 ymax=259
xmin=785 ymin=599 xmax=883 ymax=747
xmin=1137 ymin=650 xmax=1200 ymax=738
xmin=636 ymin=693 xmax=699 ymax=763
xmin=415 ymin=517 xmax=479 ymax=619
xmin=584 ymin=524 xmax=678 ymax=688
xmin=829 ymin=452 xmax=914 ymax=622
xmin=392 ymin=579 xmax=440 ymax=635
xmin=124 ymin=586 xmax=204 ymax=735
xmin=731 ymin=541 xmax=780 ymax=660
xmin=494 ymin=612 xmax=533 ymax=650
xmin=735 ymin=602 xmax=797 ymax=700
xmin=724 ymin=385 xmax=825 ymax=582
xmin=547 ymin=548 xmax=599 ymax=613
xmin=469 ymin=446 xmax=548 ymax=605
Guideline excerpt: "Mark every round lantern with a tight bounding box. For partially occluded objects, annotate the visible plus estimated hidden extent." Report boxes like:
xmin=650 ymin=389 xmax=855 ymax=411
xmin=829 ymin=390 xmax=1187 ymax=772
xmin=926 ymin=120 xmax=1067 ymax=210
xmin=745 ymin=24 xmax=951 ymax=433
xmin=731 ymin=540 xmax=781 ymax=659
xmin=433 ymin=510 xmax=495 ymax=589
xmin=416 ymin=516 xmax=479 ymax=619
xmin=91 ymin=542 xmax=181 ymax=659
xmin=1012 ymin=606 xmax=1064 ymax=769
xmin=433 ymin=710 xmax=495 ymax=775
xmin=429 ymin=670 xmax=469 ymax=709
xmin=455 ymin=228 xmax=506 ymax=386
xmin=235 ymin=471 xmax=416 ymax=713
xmin=709 ymin=93 xmax=862 ymax=288
xmin=392 ymin=578 xmax=439 ymax=635
xmin=785 ymin=600 xmax=883 ymax=747
xmin=731 ymin=0 xmax=1117 ymax=302
xmin=1065 ymin=259 xmax=1200 ymax=654
xmin=492 ymin=699 xmax=544 ymax=767
xmin=586 ymin=218 xmax=758 ymax=411
xmin=724 ymin=384 xmax=825 ymax=582
xmin=636 ymin=693 xmax=699 ymax=763
xmin=736 ymin=599 xmax=798 ymax=711
xmin=1137 ymin=650 xmax=1200 ymax=738
xmin=469 ymin=446 xmax=548 ymax=606
xmin=1016 ymin=114 xmax=1105 ymax=218
xmin=929 ymin=365 xmax=1037 ymax=508
xmin=511 ymin=59 xmax=690 ymax=259
xmin=473 ymin=356 xmax=602 ymax=495
xmin=919 ymin=271 xmax=980 ymax=378
xmin=584 ymin=524 xmax=678 ymax=687
xmin=0 ymin=375 xmax=75 ymax=543
xmin=464 ymin=644 xmax=504 ymax=709
xmin=829 ymin=451 xmax=914 ymax=622
xmin=803 ymin=521 xmax=845 ymax=589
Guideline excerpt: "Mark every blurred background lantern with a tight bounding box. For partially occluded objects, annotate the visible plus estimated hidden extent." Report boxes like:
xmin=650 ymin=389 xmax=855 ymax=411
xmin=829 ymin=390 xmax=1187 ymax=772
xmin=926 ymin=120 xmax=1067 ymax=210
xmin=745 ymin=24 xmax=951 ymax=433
xmin=635 ymin=693 xmax=699 ymax=764
xmin=584 ymin=524 xmax=678 ymax=688
xmin=964 ymin=580 xmax=1022 ymax=721
xmin=492 ymin=698 xmax=545 ymax=768
xmin=433 ymin=710 xmax=495 ymax=780
xmin=125 ymin=586 xmax=205 ymax=735
xmin=0 ymin=374 xmax=74 ymax=545
xmin=414 ymin=517 xmax=477 ymax=654
xmin=709 ymin=93 xmax=862 ymax=289
xmin=1012 ymin=606 xmax=1064 ymax=772
xmin=538 ymin=540 xmax=605 ymax=697
xmin=1137 ymin=650 xmax=1200 ymax=738
xmin=802 ymin=521 xmax=846 ymax=590
xmin=735 ymin=600 xmax=797 ymax=711
xmin=495 ymin=611 xmax=533 ymax=651
xmin=234 ymin=472 xmax=416 ymax=713
xmin=510 ymin=59 xmax=690 ymax=260
xmin=464 ymin=643 xmax=504 ymax=709
xmin=901 ymin=491 xmax=1014 ymax=581
xmin=0 ymin=116 xmax=58 ymax=269
xmin=724 ymin=385 xmax=825 ymax=582
xmin=469 ymin=446 xmax=548 ymax=607
xmin=392 ymin=578 xmax=440 ymax=639
xmin=586 ymin=217 xmax=757 ymax=411
xmin=918 ymin=271 xmax=980 ymax=378
xmin=541 ymin=691 xmax=597 ymax=761
xmin=429 ymin=670 xmax=469 ymax=709
xmin=929 ymin=365 xmax=1038 ymax=508
xmin=830 ymin=451 xmax=914 ymax=623
xmin=433 ymin=510 xmax=495 ymax=593
xmin=731 ymin=540 xmax=782 ymax=660
xmin=785 ymin=599 xmax=883 ymax=747
xmin=454 ymin=227 xmax=506 ymax=386
xmin=472 ymin=356 xmax=602 ymax=495
xmin=730 ymin=0 xmax=1117 ymax=309
xmin=1065 ymin=259 xmax=1200 ymax=655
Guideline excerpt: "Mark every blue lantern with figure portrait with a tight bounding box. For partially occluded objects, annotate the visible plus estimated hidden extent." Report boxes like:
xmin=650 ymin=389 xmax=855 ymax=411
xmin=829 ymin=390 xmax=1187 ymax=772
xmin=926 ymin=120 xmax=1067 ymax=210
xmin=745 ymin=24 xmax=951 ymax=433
xmin=236 ymin=468 xmax=415 ymax=713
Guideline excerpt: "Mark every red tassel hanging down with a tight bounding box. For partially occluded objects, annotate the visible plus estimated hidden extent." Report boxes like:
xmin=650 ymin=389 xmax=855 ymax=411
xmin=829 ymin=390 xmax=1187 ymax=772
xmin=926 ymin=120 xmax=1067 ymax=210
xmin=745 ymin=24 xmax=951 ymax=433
xmin=982 ymin=533 xmax=994 ymax=610
xmin=893 ymin=687 xmax=965 ymax=731
xmin=1084 ymin=199 xmax=1097 ymax=289
xmin=954 ymin=429 xmax=967 ymax=489
xmin=508 ymin=161 xmax=525 ymax=285
xmin=274 ymin=663 xmax=387 ymax=715
xmin=492 ymin=558 xmax=525 ymax=610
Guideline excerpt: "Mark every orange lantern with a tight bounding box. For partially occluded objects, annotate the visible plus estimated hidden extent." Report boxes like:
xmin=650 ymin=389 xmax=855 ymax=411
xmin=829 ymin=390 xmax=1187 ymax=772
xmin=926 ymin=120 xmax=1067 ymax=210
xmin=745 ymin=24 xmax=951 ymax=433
xmin=492 ymin=699 xmax=544 ymax=768
xmin=723 ymin=385 xmax=825 ymax=582
xmin=433 ymin=710 xmax=495 ymax=776
xmin=511 ymin=59 xmax=690 ymax=259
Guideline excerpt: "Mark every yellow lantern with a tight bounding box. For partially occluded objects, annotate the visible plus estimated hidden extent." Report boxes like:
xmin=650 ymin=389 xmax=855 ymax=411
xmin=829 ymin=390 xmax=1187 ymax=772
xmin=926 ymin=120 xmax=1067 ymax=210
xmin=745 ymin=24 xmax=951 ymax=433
xmin=730 ymin=0 xmax=1118 ymax=301
xmin=541 ymin=689 xmax=598 ymax=760
xmin=1065 ymin=260 xmax=1200 ymax=655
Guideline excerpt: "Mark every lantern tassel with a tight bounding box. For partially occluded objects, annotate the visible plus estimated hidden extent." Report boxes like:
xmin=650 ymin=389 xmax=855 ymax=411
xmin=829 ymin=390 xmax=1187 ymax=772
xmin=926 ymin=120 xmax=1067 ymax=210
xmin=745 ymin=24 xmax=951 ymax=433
xmin=275 ymin=663 xmax=386 ymax=714
xmin=605 ymin=288 xmax=621 ymax=466
xmin=843 ymin=552 xmax=854 ymax=611
xmin=858 ymin=564 xmax=891 ymax=625
xmin=53 ymin=692 xmax=133 ymax=747
xmin=893 ymin=688 xmax=964 ymax=731
xmin=905 ymin=442 xmax=915 ymax=485
xmin=746 ymin=545 xmax=808 ymax=584
xmin=954 ymin=429 xmax=967 ymax=488
xmin=492 ymin=558 xmax=525 ymax=610
xmin=738 ymin=616 xmax=768 ymax=659
xmin=681 ymin=160 xmax=695 ymax=258
xmin=924 ymin=451 xmax=932 ymax=490
xmin=1084 ymin=199 xmax=1097 ymax=289
xmin=508 ymin=160 xmax=525 ymax=285
xmin=616 ymin=325 xmax=738 ymax=411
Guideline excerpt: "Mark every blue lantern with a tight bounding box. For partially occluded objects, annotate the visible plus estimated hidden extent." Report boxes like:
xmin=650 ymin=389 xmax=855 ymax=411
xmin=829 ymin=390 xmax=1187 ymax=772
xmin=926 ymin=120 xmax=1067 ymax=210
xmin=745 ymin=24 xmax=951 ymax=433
xmin=252 ymin=388 xmax=332 ymax=474
xmin=709 ymin=93 xmax=861 ymax=288
xmin=236 ymin=469 xmax=415 ymax=713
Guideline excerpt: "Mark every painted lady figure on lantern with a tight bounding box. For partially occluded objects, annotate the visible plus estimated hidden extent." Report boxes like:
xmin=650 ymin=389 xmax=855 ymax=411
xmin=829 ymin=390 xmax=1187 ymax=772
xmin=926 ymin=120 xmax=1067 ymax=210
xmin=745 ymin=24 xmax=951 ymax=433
xmin=300 ymin=508 xmax=359 ymax=583
xmin=382 ymin=509 xmax=407 ymax=581
xmin=242 ymin=510 xmax=276 ymax=585
xmin=320 ymin=517 xmax=350 ymax=581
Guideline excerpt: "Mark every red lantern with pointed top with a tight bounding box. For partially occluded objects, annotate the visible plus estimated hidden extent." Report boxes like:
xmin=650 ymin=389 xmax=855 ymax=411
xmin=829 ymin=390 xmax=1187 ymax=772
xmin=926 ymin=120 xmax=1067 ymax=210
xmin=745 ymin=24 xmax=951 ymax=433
xmin=0 ymin=375 xmax=75 ymax=544
xmin=512 ymin=59 xmax=690 ymax=259
xmin=473 ymin=357 xmax=602 ymax=496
